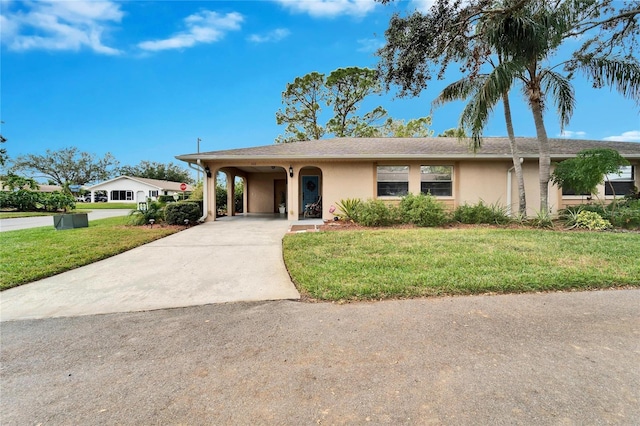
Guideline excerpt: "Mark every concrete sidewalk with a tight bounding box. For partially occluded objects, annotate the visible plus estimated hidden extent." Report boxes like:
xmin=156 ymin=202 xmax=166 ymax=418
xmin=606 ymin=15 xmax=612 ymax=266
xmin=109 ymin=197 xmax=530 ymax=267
xmin=0 ymin=216 xmax=300 ymax=321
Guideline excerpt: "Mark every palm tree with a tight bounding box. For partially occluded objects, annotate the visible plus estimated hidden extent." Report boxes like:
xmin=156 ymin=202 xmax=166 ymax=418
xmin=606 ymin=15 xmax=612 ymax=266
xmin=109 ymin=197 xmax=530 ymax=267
xmin=434 ymin=56 xmax=528 ymax=215
xmin=479 ymin=0 xmax=639 ymax=213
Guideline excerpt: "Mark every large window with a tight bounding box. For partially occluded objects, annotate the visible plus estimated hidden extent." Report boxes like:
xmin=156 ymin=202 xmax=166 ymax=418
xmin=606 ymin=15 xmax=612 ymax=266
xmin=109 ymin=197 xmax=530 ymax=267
xmin=605 ymin=166 xmax=635 ymax=196
xmin=377 ymin=166 xmax=409 ymax=196
xmin=421 ymin=165 xmax=453 ymax=196
xmin=149 ymin=190 xmax=158 ymax=198
xmin=111 ymin=190 xmax=133 ymax=201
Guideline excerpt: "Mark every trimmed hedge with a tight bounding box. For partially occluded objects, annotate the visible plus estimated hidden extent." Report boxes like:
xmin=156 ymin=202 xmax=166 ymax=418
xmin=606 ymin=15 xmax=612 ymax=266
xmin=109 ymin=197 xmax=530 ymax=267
xmin=165 ymin=201 xmax=202 ymax=225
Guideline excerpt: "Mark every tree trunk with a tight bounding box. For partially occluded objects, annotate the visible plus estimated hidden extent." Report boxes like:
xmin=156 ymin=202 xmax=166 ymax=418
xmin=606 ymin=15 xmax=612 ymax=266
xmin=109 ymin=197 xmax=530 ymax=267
xmin=502 ymin=92 xmax=526 ymax=215
xmin=529 ymin=93 xmax=551 ymax=213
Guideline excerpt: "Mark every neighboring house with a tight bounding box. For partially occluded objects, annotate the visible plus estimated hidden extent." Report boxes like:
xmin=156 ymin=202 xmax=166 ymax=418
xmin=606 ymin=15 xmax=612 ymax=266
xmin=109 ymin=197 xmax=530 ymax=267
xmin=34 ymin=184 xmax=63 ymax=193
xmin=85 ymin=176 xmax=192 ymax=203
xmin=176 ymin=137 xmax=640 ymax=221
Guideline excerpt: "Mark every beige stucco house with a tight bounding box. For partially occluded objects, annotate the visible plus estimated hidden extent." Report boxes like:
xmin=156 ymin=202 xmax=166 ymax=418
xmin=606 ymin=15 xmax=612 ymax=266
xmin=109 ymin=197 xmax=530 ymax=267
xmin=176 ymin=137 xmax=640 ymax=222
xmin=86 ymin=176 xmax=193 ymax=203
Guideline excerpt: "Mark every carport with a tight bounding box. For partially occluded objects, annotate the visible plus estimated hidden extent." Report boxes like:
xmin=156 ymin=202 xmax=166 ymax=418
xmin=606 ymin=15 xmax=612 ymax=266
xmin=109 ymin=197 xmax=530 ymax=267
xmin=193 ymin=162 xmax=324 ymax=222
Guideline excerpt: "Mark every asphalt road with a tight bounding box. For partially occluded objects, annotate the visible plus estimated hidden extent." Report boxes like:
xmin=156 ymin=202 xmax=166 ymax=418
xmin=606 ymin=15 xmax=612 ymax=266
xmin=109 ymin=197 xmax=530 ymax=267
xmin=0 ymin=209 xmax=132 ymax=232
xmin=2 ymin=289 xmax=639 ymax=425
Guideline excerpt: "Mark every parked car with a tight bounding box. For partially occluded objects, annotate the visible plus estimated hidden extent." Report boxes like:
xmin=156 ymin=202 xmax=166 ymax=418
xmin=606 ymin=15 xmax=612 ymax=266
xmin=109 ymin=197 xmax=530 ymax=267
xmin=75 ymin=196 xmax=86 ymax=202
xmin=85 ymin=194 xmax=108 ymax=202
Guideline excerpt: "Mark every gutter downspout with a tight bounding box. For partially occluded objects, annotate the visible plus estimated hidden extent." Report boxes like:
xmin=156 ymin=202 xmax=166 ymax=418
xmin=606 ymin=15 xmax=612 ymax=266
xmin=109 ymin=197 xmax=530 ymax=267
xmin=507 ymin=166 xmax=514 ymax=217
xmin=506 ymin=158 xmax=523 ymax=217
xmin=188 ymin=160 xmax=208 ymax=222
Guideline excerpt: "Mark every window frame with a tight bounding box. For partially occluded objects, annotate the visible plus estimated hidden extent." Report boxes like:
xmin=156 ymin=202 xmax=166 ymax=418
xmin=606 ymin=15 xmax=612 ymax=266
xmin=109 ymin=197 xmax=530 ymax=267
xmin=111 ymin=190 xmax=134 ymax=201
xmin=604 ymin=165 xmax=635 ymax=197
xmin=376 ymin=165 xmax=409 ymax=197
xmin=420 ymin=165 xmax=453 ymax=197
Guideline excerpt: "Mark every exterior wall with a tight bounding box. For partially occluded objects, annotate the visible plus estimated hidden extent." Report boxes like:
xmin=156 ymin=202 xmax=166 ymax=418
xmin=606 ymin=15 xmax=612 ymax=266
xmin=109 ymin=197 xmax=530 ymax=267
xmin=203 ymin=158 xmax=639 ymax=222
xmin=247 ymin=171 xmax=287 ymax=213
xmin=557 ymin=159 xmax=640 ymax=211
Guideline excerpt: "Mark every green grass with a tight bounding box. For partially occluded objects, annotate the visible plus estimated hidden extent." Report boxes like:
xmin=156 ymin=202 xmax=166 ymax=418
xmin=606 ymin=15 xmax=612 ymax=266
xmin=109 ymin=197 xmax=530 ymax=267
xmin=283 ymin=228 xmax=640 ymax=301
xmin=0 ymin=211 xmax=58 ymax=219
xmin=75 ymin=202 xmax=137 ymax=210
xmin=0 ymin=216 xmax=182 ymax=290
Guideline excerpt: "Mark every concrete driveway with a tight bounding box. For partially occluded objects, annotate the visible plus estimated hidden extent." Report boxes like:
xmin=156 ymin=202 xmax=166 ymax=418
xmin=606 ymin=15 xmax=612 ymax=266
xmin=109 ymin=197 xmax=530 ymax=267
xmin=0 ymin=216 xmax=300 ymax=321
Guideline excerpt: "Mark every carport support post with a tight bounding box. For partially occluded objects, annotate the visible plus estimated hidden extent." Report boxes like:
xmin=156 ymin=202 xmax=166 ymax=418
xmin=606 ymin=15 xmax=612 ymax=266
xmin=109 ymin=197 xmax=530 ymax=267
xmin=288 ymin=166 xmax=299 ymax=220
xmin=227 ymin=173 xmax=235 ymax=216
xmin=211 ymin=170 xmax=217 ymax=220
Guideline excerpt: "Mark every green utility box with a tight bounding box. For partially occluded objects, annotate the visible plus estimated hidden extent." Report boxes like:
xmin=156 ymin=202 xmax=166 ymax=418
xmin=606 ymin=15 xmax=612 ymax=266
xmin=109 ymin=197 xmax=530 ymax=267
xmin=53 ymin=213 xmax=89 ymax=230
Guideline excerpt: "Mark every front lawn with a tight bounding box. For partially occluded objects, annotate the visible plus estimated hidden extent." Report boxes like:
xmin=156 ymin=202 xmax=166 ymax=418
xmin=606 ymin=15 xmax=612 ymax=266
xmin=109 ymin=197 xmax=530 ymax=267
xmin=75 ymin=202 xmax=137 ymax=210
xmin=283 ymin=228 xmax=640 ymax=301
xmin=0 ymin=211 xmax=59 ymax=219
xmin=0 ymin=216 xmax=183 ymax=290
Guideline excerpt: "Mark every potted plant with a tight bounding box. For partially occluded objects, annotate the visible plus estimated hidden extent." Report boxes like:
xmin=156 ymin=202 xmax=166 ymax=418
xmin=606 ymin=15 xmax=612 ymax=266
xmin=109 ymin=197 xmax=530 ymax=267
xmin=279 ymin=192 xmax=286 ymax=214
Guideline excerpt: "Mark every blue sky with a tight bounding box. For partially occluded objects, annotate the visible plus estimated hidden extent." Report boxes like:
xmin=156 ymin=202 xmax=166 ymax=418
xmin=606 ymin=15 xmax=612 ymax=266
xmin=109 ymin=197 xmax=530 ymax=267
xmin=1 ymin=0 xmax=639 ymax=176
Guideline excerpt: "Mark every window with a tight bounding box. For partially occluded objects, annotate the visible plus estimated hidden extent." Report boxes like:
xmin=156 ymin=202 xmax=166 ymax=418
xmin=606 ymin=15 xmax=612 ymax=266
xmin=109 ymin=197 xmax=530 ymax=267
xmin=111 ymin=190 xmax=133 ymax=201
xmin=605 ymin=166 xmax=635 ymax=196
xmin=377 ymin=166 xmax=409 ymax=196
xmin=149 ymin=190 xmax=158 ymax=198
xmin=421 ymin=166 xmax=453 ymax=196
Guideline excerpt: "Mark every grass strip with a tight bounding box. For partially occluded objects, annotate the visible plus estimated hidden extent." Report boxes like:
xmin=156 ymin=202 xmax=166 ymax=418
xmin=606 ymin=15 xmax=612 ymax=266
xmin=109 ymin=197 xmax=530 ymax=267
xmin=0 ymin=216 xmax=181 ymax=290
xmin=74 ymin=203 xmax=137 ymax=210
xmin=283 ymin=228 xmax=640 ymax=301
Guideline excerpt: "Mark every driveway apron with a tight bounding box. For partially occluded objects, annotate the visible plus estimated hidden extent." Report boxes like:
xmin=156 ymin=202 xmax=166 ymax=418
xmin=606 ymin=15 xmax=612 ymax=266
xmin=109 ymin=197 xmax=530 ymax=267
xmin=0 ymin=216 xmax=300 ymax=321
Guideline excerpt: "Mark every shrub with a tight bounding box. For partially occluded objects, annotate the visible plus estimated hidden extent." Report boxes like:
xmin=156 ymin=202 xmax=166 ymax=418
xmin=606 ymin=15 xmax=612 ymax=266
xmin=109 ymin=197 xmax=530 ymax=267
xmin=0 ymin=190 xmax=75 ymax=212
xmin=165 ymin=201 xmax=201 ymax=225
xmin=357 ymin=199 xmax=397 ymax=227
xmin=399 ymin=193 xmax=449 ymax=227
xmin=453 ymin=200 xmax=511 ymax=225
xmin=336 ymin=198 xmax=362 ymax=222
xmin=529 ymin=209 xmax=554 ymax=228
xmin=129 ymin=201 xmax=165 ymax=226
xmin=575 ymin=211 xmax=611 ymax=230
xmin=43 ymin=191 xmax=75 ymax=212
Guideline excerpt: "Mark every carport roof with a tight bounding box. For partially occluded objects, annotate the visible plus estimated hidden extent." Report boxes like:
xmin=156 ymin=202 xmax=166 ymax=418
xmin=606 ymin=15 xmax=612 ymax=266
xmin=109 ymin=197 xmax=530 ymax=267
xmin=176 ymin=137 xmax=640 ymax=162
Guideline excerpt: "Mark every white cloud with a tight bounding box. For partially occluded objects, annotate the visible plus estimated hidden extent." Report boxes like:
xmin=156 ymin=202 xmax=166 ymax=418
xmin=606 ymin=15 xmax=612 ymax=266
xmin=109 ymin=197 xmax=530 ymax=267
xmin=1 ymin=0 xmax=123 ymax=54
xmin=357 ymin=37 xmax=384 ymax=52
xmin=138 ymin=11 xmax=243 ymax=52
xmin=410 ymin=0 xmax=436 ymax=13
xmin=274 ymin=0 xmax=377 ymax=18
xmin=603 ymin=130 xmax=640 ymax=142
xmin=248 ymin=28 xmax=291 ymax=43
xmin=558 ymin=130 xmax=587 ymax=139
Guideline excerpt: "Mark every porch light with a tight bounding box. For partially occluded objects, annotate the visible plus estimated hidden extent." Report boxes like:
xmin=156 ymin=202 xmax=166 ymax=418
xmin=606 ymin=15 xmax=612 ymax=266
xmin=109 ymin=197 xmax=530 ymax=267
xmin=204 ymin=166 xmax=212 ymax=178
xmin=289 ymin=166 xmax=294 ymax=178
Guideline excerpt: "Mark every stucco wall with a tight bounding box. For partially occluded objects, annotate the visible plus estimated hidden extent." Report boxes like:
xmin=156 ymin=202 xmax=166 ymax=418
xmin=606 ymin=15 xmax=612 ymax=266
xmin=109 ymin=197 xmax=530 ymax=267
xmin=204 ymin=158 xmax=638 ymax=221
xmin=246 ymin=171 xmax=287 ymax=213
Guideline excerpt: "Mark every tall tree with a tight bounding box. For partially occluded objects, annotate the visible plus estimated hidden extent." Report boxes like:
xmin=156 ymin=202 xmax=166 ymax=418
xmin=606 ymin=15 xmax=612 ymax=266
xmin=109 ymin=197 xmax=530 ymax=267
xmin=0 ymin=121 xmax=7 ymax=167
xmin=275 ymin=67 xmax=389 ymax=142
xmin=434 ymin=59 xmax=528 ymax=214
xmin=11 ymin=147 xmax=119 ymax=188
xmin=119 ymin=161 xmax=193 ymax=184
xmin=377 ymin=0 xmax=640 ymax=212
xmin=379 ymin=116 xmax=434 ymax=137
xmin=276 ymin=72 xmax=326 ymax=144
xmin=325 ymin=67 xmax=388 ymax=137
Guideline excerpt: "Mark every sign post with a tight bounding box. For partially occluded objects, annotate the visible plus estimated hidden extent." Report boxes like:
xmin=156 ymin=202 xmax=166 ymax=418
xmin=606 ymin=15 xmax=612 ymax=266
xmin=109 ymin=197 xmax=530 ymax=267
xmin=180 ymin=182 xmax=187 ymax=200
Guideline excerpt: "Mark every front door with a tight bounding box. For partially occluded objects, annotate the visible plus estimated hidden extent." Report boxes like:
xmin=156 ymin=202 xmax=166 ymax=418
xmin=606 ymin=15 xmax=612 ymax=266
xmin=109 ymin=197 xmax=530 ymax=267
xmin=301 ymin=175 xmax=319 ymax=212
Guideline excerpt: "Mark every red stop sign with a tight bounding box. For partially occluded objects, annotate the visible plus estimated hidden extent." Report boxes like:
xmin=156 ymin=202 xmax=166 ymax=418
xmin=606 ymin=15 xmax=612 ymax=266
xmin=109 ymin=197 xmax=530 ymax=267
xmin=180 ymin=183 xmax=187 ymax=191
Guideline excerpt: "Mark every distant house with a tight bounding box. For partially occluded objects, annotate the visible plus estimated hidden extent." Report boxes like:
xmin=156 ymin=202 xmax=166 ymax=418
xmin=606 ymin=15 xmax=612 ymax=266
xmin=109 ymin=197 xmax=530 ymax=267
xmin=85 ymin=176 xmax=192 ymax=203
xmin=34 ymin=184 xmax=63 ymax=193
xmin=176 ymin=137 xmax=640 ymax=221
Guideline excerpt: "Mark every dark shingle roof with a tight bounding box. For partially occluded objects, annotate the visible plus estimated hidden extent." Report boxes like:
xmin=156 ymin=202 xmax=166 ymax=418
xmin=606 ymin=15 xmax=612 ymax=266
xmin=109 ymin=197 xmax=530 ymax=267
xmin=176 ymin=137 xmax=640 ymax=161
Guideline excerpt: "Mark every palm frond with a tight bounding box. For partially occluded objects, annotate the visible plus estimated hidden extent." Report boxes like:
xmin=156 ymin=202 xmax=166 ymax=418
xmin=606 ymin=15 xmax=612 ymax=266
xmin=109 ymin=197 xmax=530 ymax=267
xmin=540 ymin=69 xmax=575 ymax=130
xmin=577 ymin=56 xmax=640 ymax=104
